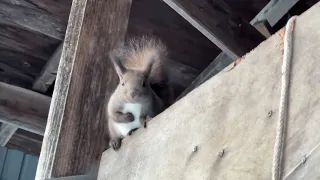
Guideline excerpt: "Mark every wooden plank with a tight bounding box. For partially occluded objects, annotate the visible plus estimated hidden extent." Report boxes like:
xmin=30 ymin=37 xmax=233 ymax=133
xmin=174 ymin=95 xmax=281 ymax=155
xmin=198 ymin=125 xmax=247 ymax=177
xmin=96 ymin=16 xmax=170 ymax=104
xmin=0 ymin=123 xmax=18 ymax=146
xmin=19 ymin=154 xmax=39 ymax=180
xmin=45 ymin=175 xmax=96 ymax=180
xmin=253 ymin=20 xmax=274 ymax=38
xmin=1 ymin=149 xmax=24 ymax=180
xmin=176 ymin=53 xmax=233 ymax=101
xmin=98 ymin=4 xmax=320 ymax=179
xmin=0 ymin=45 xmax=46 ymax=78
xmin=0 ymin=147 xmax=7 ymax=176
xmin=7 ymin=129 xmax=43 ymax=156
xmin=0 ymin=82 xmax=50 ymax=136
xmin=162 ymin=0 xmax=265 ymax=59
xmin=33 ymin=44 xmax=63 ymax=92
xmin=0 ymin=25 xmax=60 ymax=61
xmin=35 ymin=0 xmax=132 ymax=179
xmin=250 ymin=0 xmax=300 ymax=26
xmin=177 ymin=0 xmax=276 ymax=100
xmin=0 ymin=0 xmax=66 ymax=40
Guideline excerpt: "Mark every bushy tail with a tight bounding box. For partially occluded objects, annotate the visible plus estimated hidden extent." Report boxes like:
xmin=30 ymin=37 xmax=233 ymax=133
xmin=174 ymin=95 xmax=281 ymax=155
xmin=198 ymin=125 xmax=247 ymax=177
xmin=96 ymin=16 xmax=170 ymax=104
xmin=111 ymin=36 xmax=168 ymax=84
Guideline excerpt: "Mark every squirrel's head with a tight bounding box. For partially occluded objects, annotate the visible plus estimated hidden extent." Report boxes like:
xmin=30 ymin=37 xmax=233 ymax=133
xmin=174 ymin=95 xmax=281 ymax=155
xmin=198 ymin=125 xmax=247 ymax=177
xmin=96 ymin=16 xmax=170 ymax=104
xmin=109 ymin=51 xmax=153 ymax=100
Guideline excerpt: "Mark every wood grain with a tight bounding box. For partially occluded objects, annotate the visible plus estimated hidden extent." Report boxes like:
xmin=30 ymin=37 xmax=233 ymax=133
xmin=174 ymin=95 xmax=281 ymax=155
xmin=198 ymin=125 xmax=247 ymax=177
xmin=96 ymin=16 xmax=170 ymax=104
xmin=0 ymin=123 xmax=17 ymax=146
xmin=0 ymin=25 xmax=60 ymax=61
xmin=7 ymin=129 xmax=43 ymax=156
xmin=33 ymin=44 xmax=63 ymax=92
xmin=0 ymin=82 xmax=50 ymax=136
xmin=0 ymin=0 xmax=66 ymax=40
xmin=162 ymin=0 xmax=265 ymax=59
xmin=35 ymin=0 xmax=132 ymax=179
xmin=176 ymin=52 xmax=234 ymax=101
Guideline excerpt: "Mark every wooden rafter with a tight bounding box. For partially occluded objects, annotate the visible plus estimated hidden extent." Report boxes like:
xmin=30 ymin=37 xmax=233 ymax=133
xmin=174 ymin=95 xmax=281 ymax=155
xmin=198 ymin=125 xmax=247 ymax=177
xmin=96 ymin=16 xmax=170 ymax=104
xmin=162 ymin=0 xmax=265 ymax=59
xmin=33 ymin=44 xmax=63 ymax=92
xmin=0 ymin=0 xmax=67 ymax=40
xmin=0 ymin=82 xmax=50 ymax=136
xmin=35 ymin=0 xmax=133 ymax=179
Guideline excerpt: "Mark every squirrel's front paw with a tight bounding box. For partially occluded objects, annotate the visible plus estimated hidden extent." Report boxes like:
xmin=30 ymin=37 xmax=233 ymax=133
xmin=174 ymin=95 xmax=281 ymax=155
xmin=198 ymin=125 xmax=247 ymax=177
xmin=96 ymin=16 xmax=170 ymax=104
xmin=143 ymin=116 xmax=152 ymax=128
xmin=110 ymin=138 xmax=121 ymax=151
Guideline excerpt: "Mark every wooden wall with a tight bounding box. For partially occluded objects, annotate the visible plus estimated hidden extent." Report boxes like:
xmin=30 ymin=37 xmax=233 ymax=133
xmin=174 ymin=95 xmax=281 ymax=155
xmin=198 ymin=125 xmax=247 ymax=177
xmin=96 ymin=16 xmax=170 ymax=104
xmin=0 ymin=147 xmax=39 ymax=180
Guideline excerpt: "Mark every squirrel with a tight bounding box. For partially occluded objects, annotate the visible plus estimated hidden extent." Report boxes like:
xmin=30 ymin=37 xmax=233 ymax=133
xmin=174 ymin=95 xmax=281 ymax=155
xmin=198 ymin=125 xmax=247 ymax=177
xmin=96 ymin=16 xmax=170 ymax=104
xmin=107 ymin=36 xmax=171 ymax=151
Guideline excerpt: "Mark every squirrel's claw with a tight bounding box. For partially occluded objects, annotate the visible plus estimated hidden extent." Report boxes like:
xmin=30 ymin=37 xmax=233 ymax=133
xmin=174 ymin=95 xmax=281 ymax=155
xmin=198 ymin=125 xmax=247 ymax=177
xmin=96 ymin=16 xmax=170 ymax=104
xmin=143 ymin=116 xmax=152 ymax=128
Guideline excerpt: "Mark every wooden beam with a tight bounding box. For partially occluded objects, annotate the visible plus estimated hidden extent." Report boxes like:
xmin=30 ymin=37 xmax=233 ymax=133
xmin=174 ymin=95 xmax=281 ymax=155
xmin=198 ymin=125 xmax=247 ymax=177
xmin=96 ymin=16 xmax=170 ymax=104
xmin=0 ymin=123 xmax=17 ymax=146
xmin=177 ymin=0 xmax=277 ymax=100
xmin=0 ymin=0 xmax=67 ymax=40
xmin=33 ymin=44 xmax=63 ymax=92
xmin=176 ymin=53 xmax=233 ymax=101
xmin=162 ymin=0 xmax=265 ymax=59
xmin=45 ymin=175 xmax=96 ymax=180
xmin=35 ymin=0 xmax=132 ymax=179
xmin=6 ymin=129 xmax=43 ymax=156
xmin=0 ymin=82 xmax=50 ymax=136
xmin=250 ymin=0 xmax=300 ymax=26
xmin=252 ymin=20 xmax=273 ymax=38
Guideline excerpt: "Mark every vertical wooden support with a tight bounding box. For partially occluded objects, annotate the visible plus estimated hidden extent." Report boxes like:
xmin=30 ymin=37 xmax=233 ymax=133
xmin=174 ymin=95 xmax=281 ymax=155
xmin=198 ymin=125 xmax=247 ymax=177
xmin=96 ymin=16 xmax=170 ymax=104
xmin=35 ymin=0 xmax=132 ymax=179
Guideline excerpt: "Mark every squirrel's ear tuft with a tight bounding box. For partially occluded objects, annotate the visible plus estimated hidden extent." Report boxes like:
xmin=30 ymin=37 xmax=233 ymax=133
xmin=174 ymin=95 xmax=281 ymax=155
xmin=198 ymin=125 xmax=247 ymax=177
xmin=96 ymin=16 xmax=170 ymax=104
xmin=109 ymin=50 xmax=126 ymax=79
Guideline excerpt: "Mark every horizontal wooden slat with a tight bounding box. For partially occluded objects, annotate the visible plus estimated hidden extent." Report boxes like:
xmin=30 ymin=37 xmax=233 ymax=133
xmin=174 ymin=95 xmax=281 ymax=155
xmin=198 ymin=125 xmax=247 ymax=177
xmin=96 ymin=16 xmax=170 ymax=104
xmin=0 ymin=0 xmax=67 ymax=39
xmin=0 ymin=25 xmax=60 ymax=61
xmin=0 ymin=82 xmax=50 ymax=135
xmin=6 ymin=129 xmax=42 ymax=156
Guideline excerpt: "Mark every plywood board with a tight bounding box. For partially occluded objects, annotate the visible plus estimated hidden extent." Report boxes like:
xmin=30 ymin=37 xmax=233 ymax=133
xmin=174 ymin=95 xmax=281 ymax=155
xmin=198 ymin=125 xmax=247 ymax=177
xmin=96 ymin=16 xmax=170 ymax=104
xmin=98 ymin=3 xmax=320 ymax=180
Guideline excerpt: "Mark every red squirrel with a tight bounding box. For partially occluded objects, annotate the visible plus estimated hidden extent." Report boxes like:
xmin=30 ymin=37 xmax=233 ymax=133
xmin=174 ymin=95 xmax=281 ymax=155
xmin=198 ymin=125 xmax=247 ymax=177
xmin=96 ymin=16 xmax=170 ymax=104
xmin=107 ymin=36 xmax=170 ymax=151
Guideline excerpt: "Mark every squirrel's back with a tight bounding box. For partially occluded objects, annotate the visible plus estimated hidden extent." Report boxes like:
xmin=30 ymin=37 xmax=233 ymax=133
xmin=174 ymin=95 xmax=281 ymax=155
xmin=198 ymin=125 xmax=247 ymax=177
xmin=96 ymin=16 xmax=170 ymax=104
xmin=113 ymin=36 xmax=168 ymax=84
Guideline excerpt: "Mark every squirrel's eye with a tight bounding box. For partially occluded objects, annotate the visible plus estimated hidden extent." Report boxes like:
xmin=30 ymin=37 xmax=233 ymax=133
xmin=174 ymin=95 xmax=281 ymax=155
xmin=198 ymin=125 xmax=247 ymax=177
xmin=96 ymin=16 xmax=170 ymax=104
xmin=142 ymin=81 xmax=146 ymax=87
xmin=121 ymin=82 xmax=125 ymax=86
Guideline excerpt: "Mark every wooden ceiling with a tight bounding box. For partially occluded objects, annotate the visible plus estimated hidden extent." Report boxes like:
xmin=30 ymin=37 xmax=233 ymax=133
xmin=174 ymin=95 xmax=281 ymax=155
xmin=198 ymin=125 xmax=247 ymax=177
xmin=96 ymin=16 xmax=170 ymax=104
xmin=0 ymin=0 xmax=316 ymax=156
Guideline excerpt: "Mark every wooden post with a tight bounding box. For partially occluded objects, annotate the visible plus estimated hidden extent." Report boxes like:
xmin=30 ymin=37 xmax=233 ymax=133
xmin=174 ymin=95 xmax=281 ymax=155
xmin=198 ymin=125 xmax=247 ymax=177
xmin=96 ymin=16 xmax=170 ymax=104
xmin=162 ymin=0 xmax=265 ymax=59
xmin=35 ymin=0 xmax=132 ymax=179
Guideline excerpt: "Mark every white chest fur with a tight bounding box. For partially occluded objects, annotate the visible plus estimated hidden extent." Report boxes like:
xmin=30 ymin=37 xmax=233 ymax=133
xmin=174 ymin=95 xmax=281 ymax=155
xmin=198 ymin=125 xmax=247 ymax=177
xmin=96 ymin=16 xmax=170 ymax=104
xmin=114 ymin=103 xmax=143 ymax=136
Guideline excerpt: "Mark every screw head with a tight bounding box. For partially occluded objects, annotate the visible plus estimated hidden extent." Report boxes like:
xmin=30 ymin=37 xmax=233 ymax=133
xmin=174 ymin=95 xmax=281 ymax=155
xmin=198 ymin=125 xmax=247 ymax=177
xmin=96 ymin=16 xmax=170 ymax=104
xmin=219 ymin=149 xmax=225 ymax=157
xmin=193 ymin=146 xmax=198 ymax=152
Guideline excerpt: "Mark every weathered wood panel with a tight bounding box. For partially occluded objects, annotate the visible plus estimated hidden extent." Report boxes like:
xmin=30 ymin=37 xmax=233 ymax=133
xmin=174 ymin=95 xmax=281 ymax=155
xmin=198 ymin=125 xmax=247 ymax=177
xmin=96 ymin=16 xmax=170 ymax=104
xmin=7 ymin=129 xmax=43 ymax=156
xmin=1 ymin=148 xmax=24 ymax=180
xmin=33 ymin=44 xmax=63 ymax=92
xmin=0 ymin=82 xmax=50 ymax=135
xmin=0 ymin=123 xmax=17 ymax=146
xmin=0 ymin=45 xmax=46 ymax=79
xmin=35 ymin=0 xmax=132 ymax=179
xmin=98 ymin=3 xmax=320 ymax=179
xmin=176 ymin=53 xmax=233 ymax=101
xmin=0 ymin=147 xmax=40 ymax=179
xmin=162 ymin=0 xmax=265 ymax=59
xmin=0 ymin=25 xmax=60 ymax=61
xmin=0 ymin=0 xmax=66 ymax=40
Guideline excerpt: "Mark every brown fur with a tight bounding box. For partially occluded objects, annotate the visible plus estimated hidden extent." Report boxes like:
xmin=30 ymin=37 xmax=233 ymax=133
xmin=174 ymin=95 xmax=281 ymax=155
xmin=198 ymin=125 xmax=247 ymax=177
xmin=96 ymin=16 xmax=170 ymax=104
xmin=111 ymin=36 xmax=168 ymax=84
xmin=106 ymin=36 xmax=168 ymax=151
